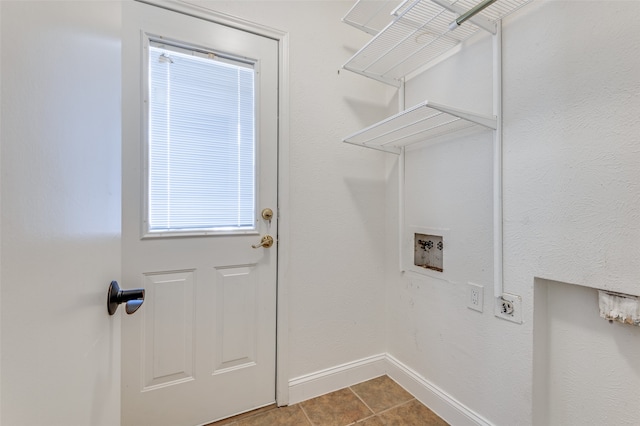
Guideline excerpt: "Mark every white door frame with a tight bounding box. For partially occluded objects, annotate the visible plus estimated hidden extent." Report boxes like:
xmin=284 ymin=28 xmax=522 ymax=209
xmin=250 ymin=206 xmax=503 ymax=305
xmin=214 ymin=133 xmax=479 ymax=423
xmin=134 ymin=0 xmax=291 ymax=407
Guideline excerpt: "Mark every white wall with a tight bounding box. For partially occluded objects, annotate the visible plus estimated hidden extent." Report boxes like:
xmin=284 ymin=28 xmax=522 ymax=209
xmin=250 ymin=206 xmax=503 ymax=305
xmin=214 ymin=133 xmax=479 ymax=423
xmin=535 ymin=279 xmax=640 ymax=426
xmin=386 ymin=1 xmax=640 ymax=425
xmin=186 ymin=1 xmax=394 ymax=380
xmin=1 ymin=1 xmax=122 ymax=424
xmin=505 ymin=1 xmax=640 ymax=297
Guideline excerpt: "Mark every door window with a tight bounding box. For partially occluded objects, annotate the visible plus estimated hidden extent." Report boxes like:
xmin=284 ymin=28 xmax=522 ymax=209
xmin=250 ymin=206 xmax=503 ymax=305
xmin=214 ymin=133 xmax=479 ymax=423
xmin=145 ymin=40 xmax=256 ymax=236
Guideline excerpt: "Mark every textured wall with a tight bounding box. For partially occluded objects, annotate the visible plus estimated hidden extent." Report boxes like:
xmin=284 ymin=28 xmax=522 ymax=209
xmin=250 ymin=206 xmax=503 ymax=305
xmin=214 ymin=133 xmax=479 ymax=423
xmin=505 ymin=1 xmax=640 ymax=297
xmin=386 ymin=1 xmax=640 ymax=425
xmin=535 ymin=279 xmax=640 ymax=425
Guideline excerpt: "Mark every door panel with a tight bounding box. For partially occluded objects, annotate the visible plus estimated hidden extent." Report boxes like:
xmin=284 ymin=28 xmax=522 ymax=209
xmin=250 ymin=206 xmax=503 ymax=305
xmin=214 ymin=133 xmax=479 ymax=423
xmin=214 ymin=265 xmax=258 ymax=373
xmin=122 ymin=3 xmax=278 ymax=425
xmin=143 ymin=271 xmax=195 ymax=389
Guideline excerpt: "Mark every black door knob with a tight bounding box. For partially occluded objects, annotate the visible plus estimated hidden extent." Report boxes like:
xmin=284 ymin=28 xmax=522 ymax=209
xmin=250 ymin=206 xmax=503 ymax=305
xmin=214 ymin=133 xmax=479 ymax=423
xmin=107 ymin=281 xmax=145 ymax=315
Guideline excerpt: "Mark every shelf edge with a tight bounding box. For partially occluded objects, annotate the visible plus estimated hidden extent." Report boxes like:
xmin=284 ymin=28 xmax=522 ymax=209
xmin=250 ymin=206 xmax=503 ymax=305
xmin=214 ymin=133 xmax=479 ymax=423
xmin=425 ymin=101 xmax=497 ymax=129
xmin=343 ymin=139 xmax=402 ymax=154
xmin=342 ymin=100 xmax=496 ymax=154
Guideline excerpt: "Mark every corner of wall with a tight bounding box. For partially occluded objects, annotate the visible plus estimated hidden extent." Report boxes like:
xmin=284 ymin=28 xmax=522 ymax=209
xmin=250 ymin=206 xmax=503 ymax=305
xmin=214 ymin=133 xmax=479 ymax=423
xmin=287 ymin=352 xmax=498 ymax=426
xmin=385 ymin=354 xmax=494 ymax=426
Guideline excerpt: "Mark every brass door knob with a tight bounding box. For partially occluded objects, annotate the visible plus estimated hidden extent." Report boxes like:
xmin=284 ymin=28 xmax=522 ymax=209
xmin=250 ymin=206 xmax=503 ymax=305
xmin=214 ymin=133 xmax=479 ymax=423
xmin=252 ymin=235 xmax=274 ymax=249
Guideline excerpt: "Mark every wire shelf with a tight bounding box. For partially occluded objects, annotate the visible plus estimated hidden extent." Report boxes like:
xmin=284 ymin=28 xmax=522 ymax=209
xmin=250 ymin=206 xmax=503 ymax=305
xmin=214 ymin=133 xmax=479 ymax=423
xmin=343 ymin=0 xmax=530 ymax=86
xmin=452 ymin=0 xmax=531 ymax=22
xmin=343 ymin=100 xmax=496 ymax=154
xmin=342 ymin=0 xmax=403 ymax=35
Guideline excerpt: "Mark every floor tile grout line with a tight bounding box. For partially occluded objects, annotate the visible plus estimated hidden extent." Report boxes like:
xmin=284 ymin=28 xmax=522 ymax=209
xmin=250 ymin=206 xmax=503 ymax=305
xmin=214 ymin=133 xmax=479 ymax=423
xmin=347 ymin=385 xmax=377 ymax=417
xmin=297 ymin=401 xmax=315 ymax=425
xmin=375 ymin=397 xmax=418 ymax=416
xmin=348 ymin=377 xmax=417 ymax=417
xmin=345 ymin=413 xmax=378 ymax=426
xmin=348 ymin=386 xmax=377 ymax=424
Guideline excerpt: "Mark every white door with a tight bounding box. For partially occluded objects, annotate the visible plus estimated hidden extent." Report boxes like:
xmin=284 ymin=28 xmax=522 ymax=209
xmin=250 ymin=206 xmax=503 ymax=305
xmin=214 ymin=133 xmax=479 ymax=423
xmin=1 ymin=1 xmax=122 ymax=425
xmin=121 ymin=2 xmax=279 ymax=426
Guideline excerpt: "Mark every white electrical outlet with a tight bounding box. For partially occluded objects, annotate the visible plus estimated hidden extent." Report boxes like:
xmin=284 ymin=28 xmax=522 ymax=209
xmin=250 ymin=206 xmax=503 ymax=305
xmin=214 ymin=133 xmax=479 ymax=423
xmin=467 ymin=282 xmax=484 ymax=312
xmin=495 ymin=293 xmax=523 ymax=324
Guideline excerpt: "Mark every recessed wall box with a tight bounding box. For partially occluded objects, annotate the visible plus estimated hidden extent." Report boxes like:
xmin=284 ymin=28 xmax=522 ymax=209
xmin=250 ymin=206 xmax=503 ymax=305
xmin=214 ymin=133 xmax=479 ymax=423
xmin=414 ymin=233 xmax=443 ymax=272
xmin=407 ymin=227 xmax=449 ymax=279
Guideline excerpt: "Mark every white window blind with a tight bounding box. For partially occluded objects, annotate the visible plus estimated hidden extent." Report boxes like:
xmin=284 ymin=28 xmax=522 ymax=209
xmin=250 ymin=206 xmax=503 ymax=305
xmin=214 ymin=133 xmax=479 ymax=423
xmin=147 ymin=42 xmax=256 ymax=233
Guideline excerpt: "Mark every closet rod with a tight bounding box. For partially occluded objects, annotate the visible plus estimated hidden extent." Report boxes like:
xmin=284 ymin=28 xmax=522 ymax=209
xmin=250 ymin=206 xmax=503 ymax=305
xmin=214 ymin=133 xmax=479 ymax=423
xmin=449 ymin=0 xmax=498 ymax=30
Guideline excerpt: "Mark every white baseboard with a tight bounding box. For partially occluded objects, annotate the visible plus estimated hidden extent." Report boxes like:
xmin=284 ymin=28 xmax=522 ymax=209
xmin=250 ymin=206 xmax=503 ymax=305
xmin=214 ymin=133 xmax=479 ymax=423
xmin=385 ymin=354 xmax=494 ymax=426
xmin=288 ymin=353 xmax=493 ymax=426
xmin=288 ymin=354 xmax=387 ymax=404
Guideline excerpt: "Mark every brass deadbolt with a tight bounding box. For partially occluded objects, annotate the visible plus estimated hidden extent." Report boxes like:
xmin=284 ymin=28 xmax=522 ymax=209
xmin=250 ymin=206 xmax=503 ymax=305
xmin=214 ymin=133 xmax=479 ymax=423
xmin=261 ymin=208 xmax=274 ymax=221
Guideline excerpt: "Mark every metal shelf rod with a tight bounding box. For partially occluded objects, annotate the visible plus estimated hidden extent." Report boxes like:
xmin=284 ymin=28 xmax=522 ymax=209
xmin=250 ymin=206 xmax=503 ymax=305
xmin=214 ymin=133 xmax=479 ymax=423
xmin=450 ymin=0 xmax=499 ymax=30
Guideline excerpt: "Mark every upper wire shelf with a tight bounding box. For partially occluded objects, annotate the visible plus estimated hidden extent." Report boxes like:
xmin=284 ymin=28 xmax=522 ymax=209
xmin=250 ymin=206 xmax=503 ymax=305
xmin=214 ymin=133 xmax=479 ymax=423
xmin=343 ymin=0 xmax=531 ymax=86
xmin=342 ymin=0 xmax=403 ymax=35
xmin=343 ymin=100 xmax=496 ymax=154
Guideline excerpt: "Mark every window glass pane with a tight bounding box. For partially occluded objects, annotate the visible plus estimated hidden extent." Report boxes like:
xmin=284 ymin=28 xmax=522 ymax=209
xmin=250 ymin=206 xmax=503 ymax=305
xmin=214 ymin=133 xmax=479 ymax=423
xmin=147 ymin=43 xmax=255 ymax=233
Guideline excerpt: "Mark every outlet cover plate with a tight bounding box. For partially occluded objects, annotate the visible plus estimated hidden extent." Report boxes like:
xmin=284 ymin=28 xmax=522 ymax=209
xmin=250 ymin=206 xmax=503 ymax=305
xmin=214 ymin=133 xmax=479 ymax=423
xmin=467 ymin=282 xmax=484 ymax=312
xmin=495 ymin=293 xmax=523 ymax=324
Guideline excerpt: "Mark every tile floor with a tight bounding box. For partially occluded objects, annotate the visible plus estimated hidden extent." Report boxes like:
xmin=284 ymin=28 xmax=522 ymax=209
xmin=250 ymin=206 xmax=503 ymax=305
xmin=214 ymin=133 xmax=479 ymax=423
xmin=210 ymin=375 xmax=449 ymax=426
